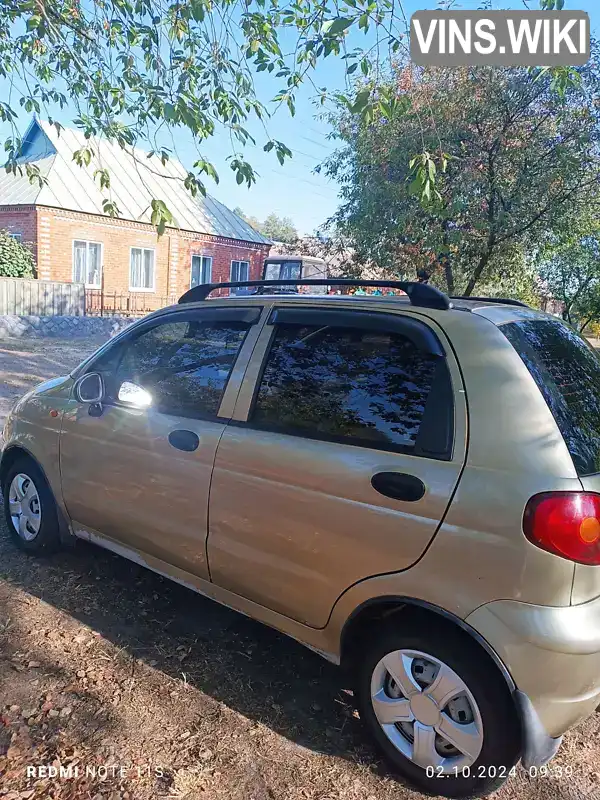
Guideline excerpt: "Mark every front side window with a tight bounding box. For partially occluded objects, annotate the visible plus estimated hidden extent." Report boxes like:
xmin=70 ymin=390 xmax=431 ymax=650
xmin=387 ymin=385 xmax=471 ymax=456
xmin=94 ymin=317 xmax=250 ymax=418
xmin=191 ymin=255 xmax=212 ymax=287
xmin=130 ymin=247 xmax=155 ymax=291
xmin=252 ymin=323 xmax=440 ymax=451
xmin=231 ymin=260 xmax=250 ymax=294
xmin=73 ymin=240 xmax=102 ymax=288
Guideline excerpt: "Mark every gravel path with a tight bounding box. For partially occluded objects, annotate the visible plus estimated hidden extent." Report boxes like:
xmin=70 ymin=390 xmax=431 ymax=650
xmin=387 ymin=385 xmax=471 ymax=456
xmin=0 ymin=337 xmax=599 ymax=800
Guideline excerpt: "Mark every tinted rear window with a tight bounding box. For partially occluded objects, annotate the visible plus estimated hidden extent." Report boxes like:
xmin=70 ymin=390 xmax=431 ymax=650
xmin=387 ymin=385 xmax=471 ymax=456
xmin=501 ymin=319 xmax=600 ymax=476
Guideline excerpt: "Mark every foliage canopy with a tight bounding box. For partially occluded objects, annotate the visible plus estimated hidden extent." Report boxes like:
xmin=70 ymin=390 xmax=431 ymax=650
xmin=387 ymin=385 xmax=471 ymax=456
xmin=324 ymin=57 xmax=600 ymax=296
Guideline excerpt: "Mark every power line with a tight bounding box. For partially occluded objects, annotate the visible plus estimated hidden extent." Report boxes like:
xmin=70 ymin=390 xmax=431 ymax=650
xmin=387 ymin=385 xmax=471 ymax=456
xmin=290 ymin=146 xmax=328 ymax=163
xmin=264 ymin=167 xmax=339 ymax=199
xmin=299 ymin=135 xmax=335 ymax=151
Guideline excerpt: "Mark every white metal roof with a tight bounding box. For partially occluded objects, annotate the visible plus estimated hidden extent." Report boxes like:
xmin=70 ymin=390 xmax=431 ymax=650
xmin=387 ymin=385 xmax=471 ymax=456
xmin=0 ymin=119 xmax=270 ymax=245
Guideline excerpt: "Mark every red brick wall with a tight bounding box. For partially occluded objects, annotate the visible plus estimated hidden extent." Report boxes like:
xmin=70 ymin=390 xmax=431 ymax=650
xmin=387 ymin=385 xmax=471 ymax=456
xmin=0 ymin=206 xmax=38 ymax=262
xmin=176 ymin=236 xmax=268 ymax=297
xmin=33 ymin=206 xmax=270 ymax=306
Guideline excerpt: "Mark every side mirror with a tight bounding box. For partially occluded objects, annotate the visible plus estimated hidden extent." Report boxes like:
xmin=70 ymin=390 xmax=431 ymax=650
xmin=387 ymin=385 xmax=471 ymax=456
xmin=74 ymin=372 xmax=104 ymax=404
xmin=118 ymin=381 xmax=152 ymax=409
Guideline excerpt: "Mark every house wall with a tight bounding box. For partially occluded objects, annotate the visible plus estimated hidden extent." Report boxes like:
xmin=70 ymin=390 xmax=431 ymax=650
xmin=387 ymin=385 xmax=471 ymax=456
xmin=0 ymin=206 xmax=38 ymax=257
xmin=22 ymin=206 xmax=269 ymax=307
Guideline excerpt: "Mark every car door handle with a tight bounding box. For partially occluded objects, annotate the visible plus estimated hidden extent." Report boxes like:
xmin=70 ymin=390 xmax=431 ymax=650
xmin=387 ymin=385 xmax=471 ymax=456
xmin=168 ymin=429 xmax=200 ymax=452
xmin=371 ymin=472 xmax=426 ymax=502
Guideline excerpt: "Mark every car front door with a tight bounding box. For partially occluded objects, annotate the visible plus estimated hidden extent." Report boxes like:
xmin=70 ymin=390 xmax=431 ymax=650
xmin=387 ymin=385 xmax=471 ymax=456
xmin=59 ymin=305 xmax=264 ymax=579
xmin=207 ymin=305 xmax=466 ymax=627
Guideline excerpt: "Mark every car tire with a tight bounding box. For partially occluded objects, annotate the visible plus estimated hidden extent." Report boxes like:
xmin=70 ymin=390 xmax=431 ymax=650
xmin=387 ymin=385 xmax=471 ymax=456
xmin=354 ymin=617 xmax=521 ymax=799
xmin=3 ymin=456 xmax=62 ymax=555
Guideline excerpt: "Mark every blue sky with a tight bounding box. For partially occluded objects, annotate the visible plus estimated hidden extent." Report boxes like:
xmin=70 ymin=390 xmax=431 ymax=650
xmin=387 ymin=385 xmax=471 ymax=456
xmin=1 ymin=0 xmax=598 ymax=235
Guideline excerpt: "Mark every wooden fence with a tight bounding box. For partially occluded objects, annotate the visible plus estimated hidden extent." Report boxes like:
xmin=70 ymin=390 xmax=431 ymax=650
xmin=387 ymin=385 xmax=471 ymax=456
xmin=0 ymin=278 xmax=85 ymax=316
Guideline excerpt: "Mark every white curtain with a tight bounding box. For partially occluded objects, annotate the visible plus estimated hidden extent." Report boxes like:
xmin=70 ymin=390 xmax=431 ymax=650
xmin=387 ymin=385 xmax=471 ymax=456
xmin=88 ymin=243 xmax=101 ymax=286
xmin=130 ymin=248 xmax=143 ymax=288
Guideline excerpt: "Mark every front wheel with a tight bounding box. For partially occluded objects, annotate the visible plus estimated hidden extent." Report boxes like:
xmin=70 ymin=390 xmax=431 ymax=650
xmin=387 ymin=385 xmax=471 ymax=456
xmin=354 ymin=621 xmax=521 ymax=798
xmin=3 ymin=456 xmax=61 ymax=554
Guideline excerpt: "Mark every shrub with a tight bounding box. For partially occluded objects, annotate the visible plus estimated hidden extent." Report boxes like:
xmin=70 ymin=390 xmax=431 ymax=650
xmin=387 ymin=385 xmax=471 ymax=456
xmin=0 ymin=230 xmax=36 ymax=278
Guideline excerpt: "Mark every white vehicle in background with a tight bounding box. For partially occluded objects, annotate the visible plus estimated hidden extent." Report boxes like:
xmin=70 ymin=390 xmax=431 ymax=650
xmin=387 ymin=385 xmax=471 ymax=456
xmin=262 ymin=254 xmax=328 ymax=292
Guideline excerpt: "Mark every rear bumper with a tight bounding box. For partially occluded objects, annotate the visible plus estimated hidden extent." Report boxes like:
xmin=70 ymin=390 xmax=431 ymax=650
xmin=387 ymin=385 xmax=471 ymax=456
xmin=466 ymin=594 xmax=600 ymax=740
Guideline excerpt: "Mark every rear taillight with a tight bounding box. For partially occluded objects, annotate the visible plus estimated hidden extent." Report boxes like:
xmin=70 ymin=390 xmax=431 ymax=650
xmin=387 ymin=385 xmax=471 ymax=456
xmin=523 ymin=492 xmax=600 ymax=565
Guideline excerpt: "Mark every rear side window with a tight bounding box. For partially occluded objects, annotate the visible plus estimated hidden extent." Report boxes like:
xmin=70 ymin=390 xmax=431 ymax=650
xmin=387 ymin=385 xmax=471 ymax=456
xmin=251 ymin=323 xmax=450 ymax=455
xmin=501 ymin=319 xmax=600 ymax=476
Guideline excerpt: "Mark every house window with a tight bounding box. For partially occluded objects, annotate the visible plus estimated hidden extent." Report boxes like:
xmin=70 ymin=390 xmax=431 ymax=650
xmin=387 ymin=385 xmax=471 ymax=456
xmin=9 ymin=232 xmax=22 ymax=243
xmin=191 ymin=255 xmax=212 ymax=288
xmin=230 ymin=260 xmax=250 ymax=294
xmin=73 ymin=240 xmax=102 ymax=288
xmin=130 ymin=247 xmax=155 ymax=291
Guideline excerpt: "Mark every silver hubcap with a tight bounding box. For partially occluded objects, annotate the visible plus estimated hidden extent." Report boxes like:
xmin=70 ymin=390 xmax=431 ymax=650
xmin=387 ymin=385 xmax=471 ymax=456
xmin=8 ymin=473 xmax=42 ymax=541
xmin=370 ymin=648 xmax=483 ymax=773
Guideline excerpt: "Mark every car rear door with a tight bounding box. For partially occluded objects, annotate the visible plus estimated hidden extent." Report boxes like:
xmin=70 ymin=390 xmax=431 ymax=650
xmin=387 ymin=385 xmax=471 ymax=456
xmin=206 ymin=304 xmax=467 ymax=628
xmin=59 ymin=305 xmax=265 ymax=580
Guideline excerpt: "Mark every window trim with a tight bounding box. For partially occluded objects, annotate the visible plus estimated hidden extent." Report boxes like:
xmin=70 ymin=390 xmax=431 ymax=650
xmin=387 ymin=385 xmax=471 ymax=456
xmin=72 ymin=239 xmax=103 ymax=289
xmin=241 ymin=310 xmax=454 ymax=460
xmin=129 ymin=246 xmax=156 ymax=292
xmin=8 ymin=232 xmax=23 ymax=242
xmin=190 ymin=254 xmax=213 ymax=288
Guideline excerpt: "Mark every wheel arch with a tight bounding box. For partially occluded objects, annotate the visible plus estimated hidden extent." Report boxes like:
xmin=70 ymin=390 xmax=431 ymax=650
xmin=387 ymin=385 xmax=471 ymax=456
xmin=0 ymin=444 xmax=40 ymax=489
xmin=1 ymin=444 xmax=72 ymax=544
xmin=339 ymin=595 xmax=515 ymax=693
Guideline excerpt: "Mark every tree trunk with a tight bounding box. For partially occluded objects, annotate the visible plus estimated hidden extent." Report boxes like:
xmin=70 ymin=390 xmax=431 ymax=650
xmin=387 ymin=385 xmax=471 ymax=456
xmin=464 ymin=250 xmax=492 ymax=296
xmin=441 ymin=219 xmax=454 ymax=295
xmin=464 ymin=149 xmax=497 ymax=297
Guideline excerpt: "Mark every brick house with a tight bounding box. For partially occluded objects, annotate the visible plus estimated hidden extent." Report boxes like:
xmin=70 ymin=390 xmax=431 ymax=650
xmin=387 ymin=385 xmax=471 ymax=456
xmin=0 ymin=119 xmax=271 ymax=312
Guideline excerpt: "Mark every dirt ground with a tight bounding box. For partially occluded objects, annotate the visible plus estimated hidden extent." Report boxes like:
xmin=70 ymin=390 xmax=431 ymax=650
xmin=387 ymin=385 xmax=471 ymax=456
xmin=1 ymin=337 xmax=600 ymax=800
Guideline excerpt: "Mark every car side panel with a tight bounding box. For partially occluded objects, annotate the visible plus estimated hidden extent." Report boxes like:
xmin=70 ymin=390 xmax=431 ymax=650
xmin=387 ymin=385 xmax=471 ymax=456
xmin=59 ymin=402 xmax=225 ymax=578
xmin=207 ymin=310 xmax=468 ymax=629
xmin=208 ymin=429 xmax=465 ymax=627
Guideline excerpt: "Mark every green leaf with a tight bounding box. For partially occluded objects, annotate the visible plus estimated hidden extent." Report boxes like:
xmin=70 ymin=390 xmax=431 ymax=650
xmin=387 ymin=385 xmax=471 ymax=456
xmin=193 ymin=159 xmax=219 ymax=183
xmin=163 ymin=103 xmax=177 ymax=122
xmin=150 ymin=199 xmax=175 ymax=236
xmin=350 ymin=88 xmax=370 ymax=114
xmin=93 ymin=168 xmax=111 ymax=190
xmin=323 ymin=17 xmax=354 ymax=36
xmin=102 ymin=199 xmax=120 ymax=218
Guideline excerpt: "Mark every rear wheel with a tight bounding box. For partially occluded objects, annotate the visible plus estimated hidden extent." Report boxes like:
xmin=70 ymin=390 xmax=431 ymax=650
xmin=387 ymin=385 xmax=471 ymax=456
xmin=355 ymin=621 xmax=521 ymax=798
xmin=3 ymin=457 xmax=61 ymax=554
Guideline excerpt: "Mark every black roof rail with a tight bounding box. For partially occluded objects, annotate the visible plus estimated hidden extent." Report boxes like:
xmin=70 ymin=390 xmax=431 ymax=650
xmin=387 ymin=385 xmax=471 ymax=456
xmin=179 ymin=279 xmax=451 ymax=311
xmin=450 ymin=295 xmax=530 ymax=308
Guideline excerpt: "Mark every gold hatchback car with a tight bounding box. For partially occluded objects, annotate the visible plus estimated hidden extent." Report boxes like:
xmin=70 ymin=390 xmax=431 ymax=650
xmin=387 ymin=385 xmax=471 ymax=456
xmin=3 ymin=278 xmax=600 ymax=798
